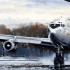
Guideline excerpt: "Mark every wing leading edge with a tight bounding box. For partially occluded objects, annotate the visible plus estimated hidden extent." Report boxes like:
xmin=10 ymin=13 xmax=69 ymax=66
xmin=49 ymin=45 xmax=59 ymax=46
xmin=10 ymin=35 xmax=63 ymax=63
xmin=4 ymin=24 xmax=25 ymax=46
xmin=0 ymin=34 xmax=53 ymax=47
xmin=15 ymin=36 xmax=53 ymax=46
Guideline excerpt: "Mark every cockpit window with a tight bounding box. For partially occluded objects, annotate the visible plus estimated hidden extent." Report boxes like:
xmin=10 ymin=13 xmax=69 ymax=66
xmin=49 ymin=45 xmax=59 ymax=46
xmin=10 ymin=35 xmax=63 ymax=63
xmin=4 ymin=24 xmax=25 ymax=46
xmin=50 ymin=24 xmax=60 ymax=29
xmin=58 ymin=22 xmax=62 ymax=23
xmin=61 ymin=24 xmax=65 ymax=27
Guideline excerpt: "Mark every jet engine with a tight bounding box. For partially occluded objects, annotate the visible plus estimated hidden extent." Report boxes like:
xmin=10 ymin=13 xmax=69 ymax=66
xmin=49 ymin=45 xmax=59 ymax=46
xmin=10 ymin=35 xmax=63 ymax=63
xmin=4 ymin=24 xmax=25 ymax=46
xmin=3 ymin=41 xmax=16 ymax=51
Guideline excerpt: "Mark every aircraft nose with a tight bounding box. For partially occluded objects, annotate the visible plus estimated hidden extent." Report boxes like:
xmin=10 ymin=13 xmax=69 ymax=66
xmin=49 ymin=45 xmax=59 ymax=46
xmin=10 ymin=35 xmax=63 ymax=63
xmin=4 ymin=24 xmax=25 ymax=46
xmin=48 ymin=24 xmax=57 ymax=34
xmin=49 ymin=28 xmax=56 ymax=34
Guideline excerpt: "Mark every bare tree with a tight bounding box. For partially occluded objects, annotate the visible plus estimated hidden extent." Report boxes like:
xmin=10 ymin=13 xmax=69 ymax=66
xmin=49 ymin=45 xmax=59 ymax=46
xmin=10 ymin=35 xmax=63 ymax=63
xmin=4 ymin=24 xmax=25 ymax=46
xmin=0 ymin=24 xmax=12 ymax=35
xmin=12 ymin=23 xmax=48 ymax=38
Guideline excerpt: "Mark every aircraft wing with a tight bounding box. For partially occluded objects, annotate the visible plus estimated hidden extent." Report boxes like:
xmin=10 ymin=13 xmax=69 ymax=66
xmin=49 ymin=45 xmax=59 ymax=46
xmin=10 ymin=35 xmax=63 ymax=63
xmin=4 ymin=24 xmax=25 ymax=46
xmin=15 ymin=36 xmax=53 ymax=47
xmin=0 ymin=34 xmax=53 ymax=47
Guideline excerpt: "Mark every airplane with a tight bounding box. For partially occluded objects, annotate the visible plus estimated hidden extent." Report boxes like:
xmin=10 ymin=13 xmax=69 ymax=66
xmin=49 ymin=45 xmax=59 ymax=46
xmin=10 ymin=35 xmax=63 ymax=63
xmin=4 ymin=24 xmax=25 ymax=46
xmin=0 ymin=17 xmax=70 ymax=69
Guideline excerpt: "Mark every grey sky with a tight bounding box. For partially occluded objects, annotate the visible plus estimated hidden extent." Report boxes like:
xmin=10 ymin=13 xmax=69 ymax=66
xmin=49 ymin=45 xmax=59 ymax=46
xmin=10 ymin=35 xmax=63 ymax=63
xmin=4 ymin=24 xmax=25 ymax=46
xmin=0 ymin=0 xmax=70 ymax=27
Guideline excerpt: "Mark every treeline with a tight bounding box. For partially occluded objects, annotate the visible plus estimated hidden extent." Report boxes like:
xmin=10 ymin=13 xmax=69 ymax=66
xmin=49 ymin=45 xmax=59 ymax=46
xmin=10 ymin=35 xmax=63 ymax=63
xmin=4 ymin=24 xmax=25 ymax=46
xmin=0 ymin=23 xmax=48 ymax=38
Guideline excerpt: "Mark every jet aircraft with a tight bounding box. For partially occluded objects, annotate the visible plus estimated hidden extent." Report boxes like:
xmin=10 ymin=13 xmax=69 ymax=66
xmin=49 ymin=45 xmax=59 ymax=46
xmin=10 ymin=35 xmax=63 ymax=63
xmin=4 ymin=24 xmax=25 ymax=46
xmin=0 ymin=17 xmax=70 ymax=69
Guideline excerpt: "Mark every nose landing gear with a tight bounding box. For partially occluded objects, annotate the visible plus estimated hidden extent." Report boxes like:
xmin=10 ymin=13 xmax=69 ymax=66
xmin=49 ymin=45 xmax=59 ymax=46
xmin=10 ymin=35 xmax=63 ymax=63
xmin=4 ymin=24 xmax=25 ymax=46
xmin=54 ymin=48 xmax=64 ymax=70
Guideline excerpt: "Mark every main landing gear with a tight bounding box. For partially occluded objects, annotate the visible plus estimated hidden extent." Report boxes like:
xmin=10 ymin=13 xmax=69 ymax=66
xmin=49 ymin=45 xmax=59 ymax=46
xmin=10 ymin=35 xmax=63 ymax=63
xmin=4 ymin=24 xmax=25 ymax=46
xmin=54 ymin=47 xmax=64 ymax=70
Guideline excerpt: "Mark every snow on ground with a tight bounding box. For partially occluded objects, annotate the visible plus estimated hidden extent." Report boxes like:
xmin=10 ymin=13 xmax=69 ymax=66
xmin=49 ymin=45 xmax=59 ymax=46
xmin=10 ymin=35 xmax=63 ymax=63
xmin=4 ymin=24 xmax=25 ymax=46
xmin=0 ymin=53 xmax=69 ymax=68
xmin=0 ymin=56 xmax=54 ymax=67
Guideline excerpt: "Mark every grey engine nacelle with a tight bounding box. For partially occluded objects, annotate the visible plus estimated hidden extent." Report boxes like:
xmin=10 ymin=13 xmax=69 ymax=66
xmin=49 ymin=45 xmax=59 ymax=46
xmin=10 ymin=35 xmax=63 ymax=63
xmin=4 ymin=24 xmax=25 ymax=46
xmin=3 ymin=41 xmax=16 ymax=51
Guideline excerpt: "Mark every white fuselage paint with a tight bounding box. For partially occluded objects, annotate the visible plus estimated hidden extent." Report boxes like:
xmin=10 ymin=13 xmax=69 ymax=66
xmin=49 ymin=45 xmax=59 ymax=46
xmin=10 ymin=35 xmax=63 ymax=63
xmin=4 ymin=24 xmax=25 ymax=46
xmin=49 ymin=18 xmax=70 ymax=46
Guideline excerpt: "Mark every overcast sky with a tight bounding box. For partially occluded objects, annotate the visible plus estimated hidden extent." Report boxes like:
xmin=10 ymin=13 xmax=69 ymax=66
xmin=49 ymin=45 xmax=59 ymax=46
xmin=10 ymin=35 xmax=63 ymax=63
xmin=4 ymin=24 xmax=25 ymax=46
xmin=0 ymin=0 xmax=70 ymax=25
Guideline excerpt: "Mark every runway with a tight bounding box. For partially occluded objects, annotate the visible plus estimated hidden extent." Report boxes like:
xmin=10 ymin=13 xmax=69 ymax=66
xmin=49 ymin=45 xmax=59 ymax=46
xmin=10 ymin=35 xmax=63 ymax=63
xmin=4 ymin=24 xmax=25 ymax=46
xmin=0 ymin=56 xmax=69 ymax=70
xmin=0 ymin=45 xmax=70 ymax=70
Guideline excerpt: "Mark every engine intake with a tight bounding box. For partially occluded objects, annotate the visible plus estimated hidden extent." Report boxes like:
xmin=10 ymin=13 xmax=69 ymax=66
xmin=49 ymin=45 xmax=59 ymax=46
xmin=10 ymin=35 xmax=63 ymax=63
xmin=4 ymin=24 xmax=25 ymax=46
xmin=3 ymin=41 xmax=16 ymax=51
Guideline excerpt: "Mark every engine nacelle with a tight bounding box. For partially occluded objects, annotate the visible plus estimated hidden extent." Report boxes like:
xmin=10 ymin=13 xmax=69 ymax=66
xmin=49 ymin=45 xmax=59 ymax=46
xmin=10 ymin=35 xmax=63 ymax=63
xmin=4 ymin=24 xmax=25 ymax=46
xmin=3 ymin=41 xmax=16 ymax=51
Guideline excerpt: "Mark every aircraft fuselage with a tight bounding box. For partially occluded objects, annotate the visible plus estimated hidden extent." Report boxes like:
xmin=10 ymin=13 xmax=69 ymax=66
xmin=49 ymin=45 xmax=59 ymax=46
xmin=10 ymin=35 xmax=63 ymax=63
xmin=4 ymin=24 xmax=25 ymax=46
xmin=49 ymin=18 xmax=70 ymax=49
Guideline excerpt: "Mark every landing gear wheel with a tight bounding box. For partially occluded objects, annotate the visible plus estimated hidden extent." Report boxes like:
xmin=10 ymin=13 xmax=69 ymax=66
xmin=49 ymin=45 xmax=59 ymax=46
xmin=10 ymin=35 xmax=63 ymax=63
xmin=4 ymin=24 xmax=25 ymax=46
xmin=54 ymin=48 xmax=64 ymax=70
xmin=54 ymin=57 xmax=64 ymax=70
xmin=54 ymin=57 xmax=60 ymax=70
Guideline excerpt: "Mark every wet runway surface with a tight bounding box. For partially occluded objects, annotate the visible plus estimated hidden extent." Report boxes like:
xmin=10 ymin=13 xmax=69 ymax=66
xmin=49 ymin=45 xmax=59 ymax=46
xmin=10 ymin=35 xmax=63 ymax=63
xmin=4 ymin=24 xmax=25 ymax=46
xmin=0 ymin=45 xmax=70 ymax=70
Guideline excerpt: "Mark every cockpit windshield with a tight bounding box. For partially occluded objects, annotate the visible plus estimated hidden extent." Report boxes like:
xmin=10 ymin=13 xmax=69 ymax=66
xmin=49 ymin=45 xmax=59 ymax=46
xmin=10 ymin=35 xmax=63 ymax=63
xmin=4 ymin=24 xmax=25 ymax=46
xmin=50 ymin=24 xmax=60 ymax=29
xmin=61 ymin=24 xmax=65 ymax=27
